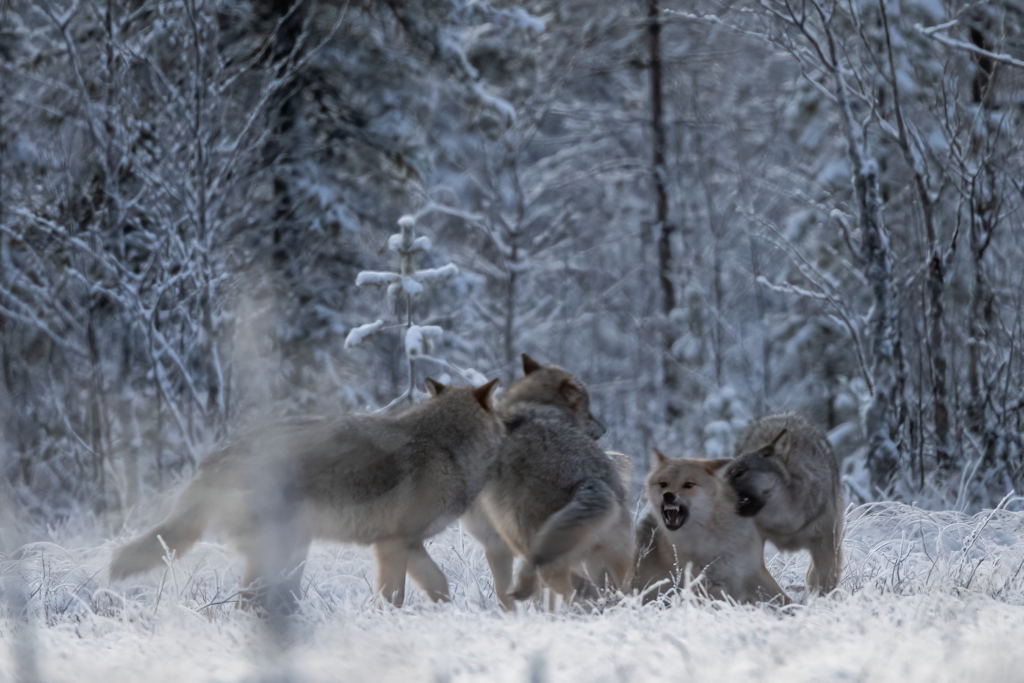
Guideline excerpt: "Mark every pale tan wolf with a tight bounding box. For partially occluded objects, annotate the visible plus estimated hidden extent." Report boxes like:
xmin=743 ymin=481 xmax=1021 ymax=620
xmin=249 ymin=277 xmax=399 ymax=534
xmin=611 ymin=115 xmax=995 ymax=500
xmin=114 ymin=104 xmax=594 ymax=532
xmin=634 ymin=449 xmax=789 ymax=605
xmin=725 ymin=411 xmax=843 ymax=595
xmin=461 ymin=354 xmax=634 ymax=609
xmin=110 ymin=378 xmax=502 ymax=610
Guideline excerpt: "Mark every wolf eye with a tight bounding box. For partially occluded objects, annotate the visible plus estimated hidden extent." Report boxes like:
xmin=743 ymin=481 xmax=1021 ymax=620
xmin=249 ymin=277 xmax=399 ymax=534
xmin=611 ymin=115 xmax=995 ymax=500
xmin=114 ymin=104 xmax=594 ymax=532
xmin=682 ymin=482 xmax=695 ymax=489
xmin=659 ymin=482 xmax=668 ymax=488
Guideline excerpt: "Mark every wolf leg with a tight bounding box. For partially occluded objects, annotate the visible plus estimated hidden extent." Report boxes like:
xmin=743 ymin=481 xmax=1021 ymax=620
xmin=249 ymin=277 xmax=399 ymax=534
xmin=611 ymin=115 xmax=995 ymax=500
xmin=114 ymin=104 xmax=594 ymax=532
xmin=374 ymin=540 xmax=412 ymax=607
xmin=527 ymin=479 xmax=616 ymax=566
xmin=109 ymin=494 xmax=209 ymax=580
xmin=406 ymin=541 xmax=451 ymax=603
xmin=806 ymin=523 xmax=843 ymax=594
xmin=753 ymin=565 xmax=791 ymax=605
xmin=586 ymin=546 xmax=634 ymax=594
xmin=483 ymin=544 xmax=516 ymax=610
xmin=267 ymin=533 xmax=312 ymax=615
xmin=511 ymin=479 xmax=615 ymax=601
xmin=585 ymin=506 xmax=635 ymax=592
xmin=238 ymin=527 xmax=311 ymax=615
xmin=510 ymin=562 xmax=538 ymax=601
xmin=462 ymin=503 xmax=516 ymax=609
xmin=537 ymin=566 xmax=580 ymax=608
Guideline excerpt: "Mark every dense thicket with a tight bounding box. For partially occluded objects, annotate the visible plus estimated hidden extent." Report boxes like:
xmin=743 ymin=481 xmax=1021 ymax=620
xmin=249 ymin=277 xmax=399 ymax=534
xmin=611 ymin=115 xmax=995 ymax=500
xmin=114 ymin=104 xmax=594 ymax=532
xmin=1 ymin=0 xmax=1022 ymax=523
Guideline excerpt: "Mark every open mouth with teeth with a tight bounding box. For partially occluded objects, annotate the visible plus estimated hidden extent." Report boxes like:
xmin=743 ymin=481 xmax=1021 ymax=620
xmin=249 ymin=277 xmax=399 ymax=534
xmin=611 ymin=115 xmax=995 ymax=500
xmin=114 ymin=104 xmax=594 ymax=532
xmin=661 ymin=503 xmax=688 ymax=530
xmin=735 ymin=492 xmax=766 ymax=517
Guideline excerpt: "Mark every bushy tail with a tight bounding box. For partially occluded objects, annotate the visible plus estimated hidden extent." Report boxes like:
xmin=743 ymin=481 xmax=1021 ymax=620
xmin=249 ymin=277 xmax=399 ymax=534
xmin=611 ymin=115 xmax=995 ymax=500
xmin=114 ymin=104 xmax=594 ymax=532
xmin=511 ymin=479 xmax=616 ymax=600
xmin=110 ymin=495 xmax=209 ymax=581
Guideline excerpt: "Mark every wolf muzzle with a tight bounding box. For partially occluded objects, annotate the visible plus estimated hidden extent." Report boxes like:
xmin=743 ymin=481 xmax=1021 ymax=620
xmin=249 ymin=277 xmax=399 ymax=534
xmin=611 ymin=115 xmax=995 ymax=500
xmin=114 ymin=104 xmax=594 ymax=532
xmin=725 ymin=460 xmax=768 ymax=517
xmin=660 ymin=492 xmax=688 ymax=531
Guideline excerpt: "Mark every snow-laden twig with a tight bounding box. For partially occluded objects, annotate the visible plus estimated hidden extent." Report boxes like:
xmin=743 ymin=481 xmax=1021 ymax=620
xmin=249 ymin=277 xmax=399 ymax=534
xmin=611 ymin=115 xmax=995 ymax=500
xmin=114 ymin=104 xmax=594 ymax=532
xmin=344 ymin=320 xmax=385 ymax=349
xmin=355 ymin=271 xmax=401 ymax=288
xmin=410 ymin=355 xmax=489 ymax=386
xmin=750 ymin=213 xmax=875 ymax=392
xmin=396 ymin=276 xmax=424 ymax=297
xmin=405 ymin=325 xmax=445 ymax=360
xmin=375 ymin=390 xmax=411 ymax=414
xmin=388 ymin=234 xmax=431 ymax=254
xmin=407 ymin=202 xmax=487 ymax=229
xmin=413 ymin=264 xmax=459 ymax=287
xmin=916 ymin=19 xmax=959 ymax=36
xmin=915 ymin=23 xmax=1024 ymax=70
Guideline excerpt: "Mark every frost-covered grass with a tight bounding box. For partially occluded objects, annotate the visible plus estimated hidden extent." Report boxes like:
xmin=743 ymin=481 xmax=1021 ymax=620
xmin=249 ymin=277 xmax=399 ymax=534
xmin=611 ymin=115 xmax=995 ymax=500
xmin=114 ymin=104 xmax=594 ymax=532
xmin=5 ymin=501 xmax=1024 ymax=682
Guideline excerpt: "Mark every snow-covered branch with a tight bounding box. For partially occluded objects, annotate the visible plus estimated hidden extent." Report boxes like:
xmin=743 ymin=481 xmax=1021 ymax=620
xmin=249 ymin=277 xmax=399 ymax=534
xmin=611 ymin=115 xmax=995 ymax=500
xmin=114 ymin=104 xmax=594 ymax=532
xmin=915 ymin=23 xmax=1024 ymax=70
xmin=345 ymin=319 xmax=386 ymax=349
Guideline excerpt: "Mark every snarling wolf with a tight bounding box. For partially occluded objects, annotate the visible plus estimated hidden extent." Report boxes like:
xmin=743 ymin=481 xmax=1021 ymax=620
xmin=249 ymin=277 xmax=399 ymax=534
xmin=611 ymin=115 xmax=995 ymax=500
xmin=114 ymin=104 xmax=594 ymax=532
xmin=635 ymin=449 xmax=789 ymax=605
xmin=110 ymin=378 xmax=503 ymax=610
xmin=726 ymin=412 xmax=843 ymax=595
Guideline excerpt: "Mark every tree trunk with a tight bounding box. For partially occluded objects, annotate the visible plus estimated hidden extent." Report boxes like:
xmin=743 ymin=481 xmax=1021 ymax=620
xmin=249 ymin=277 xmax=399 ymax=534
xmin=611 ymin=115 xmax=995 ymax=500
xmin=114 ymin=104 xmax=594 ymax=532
xmin=398 ymin=218 xmax=418 ymax=403
xmin=927 ymin=251 xmax=950 ymax=468
xmin=879 ymin=0 xmax=949 ymax=472
xmin=967 ymin=177 xmax=994 ymax=442
xmin=646 ymin=0 xmax=680 ymax=421
xmin=826 ymin=28 xmax=898 ymax=492
xmin=854 ymin=156 xmax=898 ymax=493
xmin=969 ymin=23 xmax=995 ymax=107
xmin=86 ymin=316 xmax=107 ymax=493
xmin=504 ymin=237 xmax=518 ymax=371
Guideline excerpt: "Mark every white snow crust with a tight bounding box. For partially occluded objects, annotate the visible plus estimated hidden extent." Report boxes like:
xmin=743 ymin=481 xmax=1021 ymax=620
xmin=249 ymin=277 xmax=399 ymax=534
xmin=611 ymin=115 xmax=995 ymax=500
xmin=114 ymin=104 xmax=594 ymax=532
xmin=5 ymin=502 xmax=1024 ymax=681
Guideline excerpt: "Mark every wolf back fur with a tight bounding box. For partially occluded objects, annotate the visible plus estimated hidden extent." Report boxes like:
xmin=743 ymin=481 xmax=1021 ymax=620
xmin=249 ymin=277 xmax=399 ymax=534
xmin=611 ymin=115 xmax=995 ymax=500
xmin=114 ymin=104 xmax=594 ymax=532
xmin=462 ymin=354 xmax=634 ymax=608
xmin=110 ymin=379 xmax=503 ymax=610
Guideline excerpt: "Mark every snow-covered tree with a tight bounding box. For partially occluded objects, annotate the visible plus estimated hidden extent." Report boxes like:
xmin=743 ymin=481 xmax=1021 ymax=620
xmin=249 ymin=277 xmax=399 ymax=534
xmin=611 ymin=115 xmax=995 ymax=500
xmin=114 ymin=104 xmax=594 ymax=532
xmin=347 ymin=211 xmax=486 ymax=404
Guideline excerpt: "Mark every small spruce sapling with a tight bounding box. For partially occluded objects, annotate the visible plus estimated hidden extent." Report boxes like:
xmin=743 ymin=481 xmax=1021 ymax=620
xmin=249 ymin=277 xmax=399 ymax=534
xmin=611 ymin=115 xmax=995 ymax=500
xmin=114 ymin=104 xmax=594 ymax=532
xmin=346 ymin=213 xmax=486 ymax=405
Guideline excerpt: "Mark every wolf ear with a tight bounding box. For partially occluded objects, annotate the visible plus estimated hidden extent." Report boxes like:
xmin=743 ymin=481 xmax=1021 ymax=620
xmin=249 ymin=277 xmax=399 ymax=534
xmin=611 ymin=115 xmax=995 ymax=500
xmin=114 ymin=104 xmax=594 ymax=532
xmin=705 ymin=458 xmax=732 ymax=475
xmin=473 ymin=377 xmax=500 ymax=411
xmin=767 ymin=428 xmax=791 ymax=459
xmin=424 ymin=377 xmax=445 ymax=397
xmin=521 ymin=353 xmax=543 ymax=376
xmin=559 ymin=378 xmax=584 ymax=408
xmin=650 ymin=447 xmax=670 ymax=470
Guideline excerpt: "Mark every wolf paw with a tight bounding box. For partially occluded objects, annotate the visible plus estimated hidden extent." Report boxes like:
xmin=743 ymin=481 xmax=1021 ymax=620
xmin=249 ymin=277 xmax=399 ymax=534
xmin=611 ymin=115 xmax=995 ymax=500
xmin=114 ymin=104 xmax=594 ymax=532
xmin=510 ymin=564 xmax=538 ymax=600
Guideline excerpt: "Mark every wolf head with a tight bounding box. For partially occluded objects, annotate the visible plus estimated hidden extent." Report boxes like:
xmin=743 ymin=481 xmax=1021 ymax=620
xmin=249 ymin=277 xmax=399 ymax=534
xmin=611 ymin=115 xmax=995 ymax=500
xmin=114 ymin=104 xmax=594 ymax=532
xmin=421 ymin=376 xmax=505 ymax=441
xmin=424 ymin=376 xmax=500 ymax=407
xmin=645 ymin=449 xmax=730 ymax=531
xmin=725 ymin=428 xmax=792 ymax=517
xmin=500 ymin=353 xmax=606 ymax=439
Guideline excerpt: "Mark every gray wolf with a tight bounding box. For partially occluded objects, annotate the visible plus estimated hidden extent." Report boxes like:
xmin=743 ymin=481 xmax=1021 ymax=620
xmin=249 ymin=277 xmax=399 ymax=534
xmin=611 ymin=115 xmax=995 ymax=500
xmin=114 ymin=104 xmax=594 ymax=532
xmin=634 ymin=449 xmax=789 ymax=605
xmin=461 ymin=354 xmax=634 ymax=608
xmin=110 ymin=378 xmax=503 ymax=610
xmin=725 ymin=411 xmax=843 ymax=595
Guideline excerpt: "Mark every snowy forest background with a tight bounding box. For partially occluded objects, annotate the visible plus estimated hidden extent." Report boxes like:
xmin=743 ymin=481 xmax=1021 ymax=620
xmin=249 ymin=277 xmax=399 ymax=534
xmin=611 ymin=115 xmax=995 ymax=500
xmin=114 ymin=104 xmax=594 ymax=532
xmin=3 ymin=1 xmax=1024 ymax=681
xmin=3 ymin=0 xmax=1023 ymax=525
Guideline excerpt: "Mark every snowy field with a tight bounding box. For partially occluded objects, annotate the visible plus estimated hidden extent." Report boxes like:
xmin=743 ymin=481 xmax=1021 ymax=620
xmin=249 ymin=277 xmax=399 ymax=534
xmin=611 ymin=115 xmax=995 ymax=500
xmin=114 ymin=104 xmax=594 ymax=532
xmin=5 ymin=501 xmax=1024 ymax=682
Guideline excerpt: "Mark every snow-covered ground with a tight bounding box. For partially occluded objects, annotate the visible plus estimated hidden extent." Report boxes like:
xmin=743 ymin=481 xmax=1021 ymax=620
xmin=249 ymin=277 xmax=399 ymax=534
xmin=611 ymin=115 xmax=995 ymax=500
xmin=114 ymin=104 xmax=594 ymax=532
xmin=4 ymin=501 xmax=1024 ymax=682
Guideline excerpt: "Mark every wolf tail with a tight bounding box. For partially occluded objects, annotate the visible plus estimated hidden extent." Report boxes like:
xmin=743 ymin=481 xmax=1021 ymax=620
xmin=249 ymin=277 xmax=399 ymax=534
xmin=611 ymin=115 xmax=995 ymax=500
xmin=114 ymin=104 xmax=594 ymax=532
xmin=511 ymin=478 xmax=617 ymax=599
xmin=110 ymin=485 xmax=210 ymax=580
